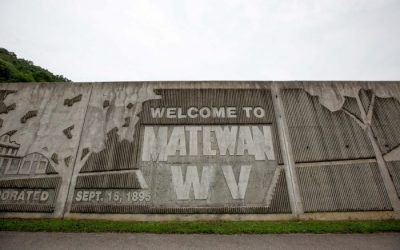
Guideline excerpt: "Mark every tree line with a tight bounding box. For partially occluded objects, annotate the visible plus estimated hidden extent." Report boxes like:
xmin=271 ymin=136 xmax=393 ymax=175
xmin=0 ymin=48 xmax=70 ymax=83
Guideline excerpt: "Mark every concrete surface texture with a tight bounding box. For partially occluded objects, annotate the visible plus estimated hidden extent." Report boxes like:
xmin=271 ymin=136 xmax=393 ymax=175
xmin=0 ymin=81 xmax=400 ymax=220
xmin=0 ymin=232 xmax=399 ymax=250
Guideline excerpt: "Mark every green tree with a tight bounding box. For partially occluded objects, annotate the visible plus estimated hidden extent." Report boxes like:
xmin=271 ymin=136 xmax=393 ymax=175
xmin=0 ymin=48 xmax=71 ymax=83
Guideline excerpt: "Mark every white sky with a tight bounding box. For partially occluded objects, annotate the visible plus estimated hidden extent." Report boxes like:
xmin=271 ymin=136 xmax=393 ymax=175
xmin=1 ymin=0 xmax=399 ymax=82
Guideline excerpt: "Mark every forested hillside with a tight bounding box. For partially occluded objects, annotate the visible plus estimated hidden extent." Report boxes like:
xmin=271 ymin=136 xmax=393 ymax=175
xmin=0 ymin=48 xmax=70 ymax=82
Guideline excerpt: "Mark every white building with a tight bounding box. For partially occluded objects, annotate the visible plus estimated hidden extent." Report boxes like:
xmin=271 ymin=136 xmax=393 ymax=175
xmin=0 ymin=132 xmax=50 ymax=176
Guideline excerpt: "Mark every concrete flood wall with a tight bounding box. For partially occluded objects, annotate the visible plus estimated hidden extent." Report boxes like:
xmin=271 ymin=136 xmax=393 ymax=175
xmin=0 ymin=81 xmax=399 ymax=220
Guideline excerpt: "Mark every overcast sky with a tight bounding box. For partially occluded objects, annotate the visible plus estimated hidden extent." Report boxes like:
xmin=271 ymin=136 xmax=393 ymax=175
xmin=1 ymin=0 xmax=399 ymax=82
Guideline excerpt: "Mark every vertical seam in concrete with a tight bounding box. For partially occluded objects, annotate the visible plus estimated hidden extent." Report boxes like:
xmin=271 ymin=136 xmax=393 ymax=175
xmin=355 ymin=95 xmax=400 ymax=211
xmin=62 ymin=83 xmax=94 ymax=218
xmin=271 ymin=84 xmax=304 ymax=217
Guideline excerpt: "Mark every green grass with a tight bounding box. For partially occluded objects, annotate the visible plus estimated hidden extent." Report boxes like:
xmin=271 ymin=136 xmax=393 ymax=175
xmin=1 ymin=219 xmax=400 ymax=234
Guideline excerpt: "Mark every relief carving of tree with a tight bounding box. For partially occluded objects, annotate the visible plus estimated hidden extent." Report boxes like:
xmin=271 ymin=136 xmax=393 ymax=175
xmin=306 ymin=86 xmax=400 ymax=211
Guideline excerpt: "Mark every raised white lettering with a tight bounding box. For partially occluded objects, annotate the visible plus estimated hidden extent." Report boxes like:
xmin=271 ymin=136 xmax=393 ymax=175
xmin=222 ymin=165 xmax=252 ymax=199
xmin=226 ymin=107 xmax=237 ymax=118
xmin=242 ymin=107 xmax=252 ymax=118
xmin=187 ymin=107 xmax=198 ymax=118
xmin=166 ymin=126 xmax=187 ymax=157
xmin=186 ymin=126 xmax=201 ymax=156
xmin=214 ymin=126 xmax=237 ymax=156
xmin=142 ymin=125 xmax=275 ymax=162
xmin=203 ymin=126 xmax=216 ymax=156
xmin=166 ymin=108 xmax=177 ymax=118
xmin=151 ymin=107 xmax=165 ymax=118
xmin=236 ymin=126 xmax=256 ymax=156
xmin=212 ymin=107 xmax=225 ymax=118
xmin=142 ymin=126 xmax=168 ymax=161
xmin=40 ymin=191 xmax=49 ymax=201
xmin=253 ymin=107 xmax=265 ymax=118
xmin=252 ymin=126 xmax=275 ymax=160
xmin=199 ymin=107 xmax=211 ymax=118
xmin=171 ymin=166 xmax=215 ymax=200
xmin=177 ymin=108 xmax=187 ymax=118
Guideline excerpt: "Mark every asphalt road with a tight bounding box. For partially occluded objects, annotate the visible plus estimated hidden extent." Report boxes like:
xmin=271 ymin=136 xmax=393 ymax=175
xmin=0 ymin=232 xmax=399 ymax=250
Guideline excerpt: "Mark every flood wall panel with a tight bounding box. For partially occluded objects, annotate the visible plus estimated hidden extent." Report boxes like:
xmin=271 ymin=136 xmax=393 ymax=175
xmin=0 ymin=81 xmax=399 ymax=219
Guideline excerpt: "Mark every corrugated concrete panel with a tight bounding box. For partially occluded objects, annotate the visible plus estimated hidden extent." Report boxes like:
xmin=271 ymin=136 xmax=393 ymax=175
xmin=142 ymin=89 xmax=276 ymax=124
xmin=0 ymin=176 xmax=60 ymax=188
xmin=72 ymin=167 xmax=290 ymax=214
xmin=1 ymin=81 xmax=400 ymax=220
xmin=387 ymin=161 xmax=400 ymax=198
xmin=282 ymin=89 xmax=375 ymax=162
xmin=0 ymin=176 xmax=61 ymax=212
xmin=279 ymin=88 xmax=319 ymax=127
xmin=298 ymin=163 xmax=392 ymax=212
xmin=72 ymin=82 xmax=159 ymax=175
xmin=75 ymin=173 xmax=141 ymax=189
xmin=64 ymin=83 xmax=158 ymax=217
xmin=372 ymin=97 xmax=400 ymax=154
xmin=80 ymin=128 xmax=140 ymax=173
xmin=267 ymin=169 xmax=291 ymax=213
xmin=71 ymin=205 xmax=288 ymax=214
xmin=67 ymin=87 xmax=286 ymax=215
xmin=0 ymin=82 xmax=91 ymax=216
xmin=342 ymin=98 xmax=362 ymax=121
xmin=0 ymin=204 xmax=54 ymax=212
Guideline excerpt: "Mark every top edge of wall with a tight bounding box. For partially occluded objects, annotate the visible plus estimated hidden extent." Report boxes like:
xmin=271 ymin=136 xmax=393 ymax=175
xmin=1 ymin=81 xmax=400 ymax=91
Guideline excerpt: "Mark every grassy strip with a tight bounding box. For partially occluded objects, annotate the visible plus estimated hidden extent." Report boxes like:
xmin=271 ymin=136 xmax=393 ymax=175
xmin=1 ymin=219 xmax=400 ymax=234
